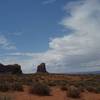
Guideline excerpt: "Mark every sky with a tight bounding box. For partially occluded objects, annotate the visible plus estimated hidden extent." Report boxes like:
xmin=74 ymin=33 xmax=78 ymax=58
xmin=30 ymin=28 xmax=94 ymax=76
xmin=0 ymin=0 xmax=100 ymax=73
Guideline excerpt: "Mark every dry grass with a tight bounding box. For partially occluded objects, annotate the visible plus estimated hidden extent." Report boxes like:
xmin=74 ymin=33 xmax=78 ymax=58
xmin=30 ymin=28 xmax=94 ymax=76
xmin=11 ymin=82 xmax=23 ymax=91
xmin=0 ymin=82 xmax=9 ymax=92
xmin=0 ymin=82 xmax=23 ymax=92
xmin=67 ymin=85 xmax=81 ymax=98
xmin=60 ymin=85 xmax=68 ymax=91
xmin=0 ymin=95 xmax=12 ymax=100
xmin=0 ymin=74 xmax=99 ymax=96
xmin=29 ymin=82 xmax=51 ymax=96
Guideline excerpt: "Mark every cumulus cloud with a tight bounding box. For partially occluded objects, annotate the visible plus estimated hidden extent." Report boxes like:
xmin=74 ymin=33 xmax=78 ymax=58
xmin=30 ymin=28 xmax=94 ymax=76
xmin=0 ymin=56 xmax=34 ymax=73
xmin=3 ymin=0 xmax=100 ymax=73
xmin=47 ymin=0 xmax=100 ymax=72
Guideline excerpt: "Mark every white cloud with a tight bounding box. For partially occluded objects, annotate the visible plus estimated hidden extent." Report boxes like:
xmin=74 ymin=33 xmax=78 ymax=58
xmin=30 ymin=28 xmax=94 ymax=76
xmin=0 ymin=56 xmax=34 ymax=73
xmin=0 ymin=35 xmax=16 ymax=50
xmin=2 ymin=0 xmax=100 ymax=73
xmin=47 ymin=0 xmax=100 ymax=72
xmin=43 ymin=0 xmax=56 ymax=5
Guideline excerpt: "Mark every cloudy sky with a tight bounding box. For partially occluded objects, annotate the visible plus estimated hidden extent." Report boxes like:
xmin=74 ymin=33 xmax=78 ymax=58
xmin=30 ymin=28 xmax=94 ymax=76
xmin=0 ymin=0 xmax=100 ymax=73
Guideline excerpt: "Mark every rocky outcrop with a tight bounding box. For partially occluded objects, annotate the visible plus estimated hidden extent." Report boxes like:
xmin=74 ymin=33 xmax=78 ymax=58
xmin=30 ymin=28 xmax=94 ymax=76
xmin=0 ymin=63 xmax=22 ymax=74
xmin=37 ymin=63 xmax=48 ymax=73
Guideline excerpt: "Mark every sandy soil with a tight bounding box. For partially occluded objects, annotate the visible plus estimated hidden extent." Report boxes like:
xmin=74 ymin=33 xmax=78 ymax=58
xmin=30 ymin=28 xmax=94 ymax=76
xmin=10 ymin=87 xmax=66 ymax=100
xmin=81 ymin=92 xmax=100 ymax=100
xmin=0 ymin=86 xmax=100 ymax=100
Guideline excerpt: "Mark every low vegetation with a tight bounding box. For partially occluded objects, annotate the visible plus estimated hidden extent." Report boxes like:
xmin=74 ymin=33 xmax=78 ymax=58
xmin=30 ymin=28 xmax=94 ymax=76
xmin=11 ymin=82 xmax=23 ymax=91
xmin=0 ymin=73 xmax=99 ymax=99
xmin=0 ymin=82 xmax=23 ymax=92
xmin=0 ymin=82 xmax=9 ymax=92
xmin=29 ymin=82 xmax=51 ymax=96
xmin=67 ymin=85 xmax=81 ymax=98
xmin=0 ymin=95 xmax=12 ymax=100
xmin=86 ymin=86 xmax=100 ymax=93
xmin=60 ymin=85 xmax=68 ymax=91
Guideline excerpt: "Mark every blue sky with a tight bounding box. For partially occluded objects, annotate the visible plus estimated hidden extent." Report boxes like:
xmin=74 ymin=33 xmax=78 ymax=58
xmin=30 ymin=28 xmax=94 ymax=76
xmin=0 ymin=0 xmax=69 ymax=52
xmin=0 ymin=0 xmax=100 ymax=73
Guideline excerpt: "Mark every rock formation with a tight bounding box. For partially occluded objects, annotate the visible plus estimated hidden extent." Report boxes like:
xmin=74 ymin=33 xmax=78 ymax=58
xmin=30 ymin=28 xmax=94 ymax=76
xmin=0 ymin=63 xmax=22 ymax=74
xmin=37 ymin=63 xmax=48 ymax=73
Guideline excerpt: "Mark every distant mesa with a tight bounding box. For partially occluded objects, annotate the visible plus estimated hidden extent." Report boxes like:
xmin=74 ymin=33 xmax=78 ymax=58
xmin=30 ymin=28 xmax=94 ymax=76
xmin=0 ymin=62 xmax=48 ymax=74
xmin=37 ymin=63 xmax=48 ymax=73
xmin=0 ymin=63 xmax=22 ymax=74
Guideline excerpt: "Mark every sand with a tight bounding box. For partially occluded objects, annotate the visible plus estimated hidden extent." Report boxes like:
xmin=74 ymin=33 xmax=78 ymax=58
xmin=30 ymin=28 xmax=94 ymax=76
xmin=0 ymin=86 xmax=100 ymax=100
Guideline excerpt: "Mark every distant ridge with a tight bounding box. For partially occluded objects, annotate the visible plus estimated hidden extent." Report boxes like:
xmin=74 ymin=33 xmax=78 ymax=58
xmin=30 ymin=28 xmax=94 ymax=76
xmin=0 ymin=63 xmax=22 ymax=74
xmin=64 ymin=71 xmax=100 ymax=75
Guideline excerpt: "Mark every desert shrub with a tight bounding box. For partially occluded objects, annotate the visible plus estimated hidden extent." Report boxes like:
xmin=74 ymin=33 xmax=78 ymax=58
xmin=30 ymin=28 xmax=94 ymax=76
xmin=74 ymin=81 xmax=85 ymax=87
xmin=47 ymin=81 xmax=57 ymax=87
xmin=30 ymin=82 xmax=51 ymax=96
xmin=67 ymin=85 xmax=81 ymax=98
xmin=0 ymin=82 xmax=9 ymax=92
xmin=57 ymin=80 xmax=68 ymax=86
xmin=24 ymin=79 xmax=33 ymax=86
xmin=95 ymin=87 xmax=100 ymax=93
xmin=83 ymin=80 xmax=97 ymax=87
xmin=78 ymin=86 xmax=85 ymax=92
xmin=48 ymin=80 xmax=67 ymax=87
xmin=86 ymin=86 xmax=96 ymax=92
xmin=86 ymin=86 xmax=100 ymax=93
xmin=72 ymin=82 xmax=84 ymax=92
xmin=61 ymin=85 xmax=68 ymax=91
xmin=11 ymin=82 xmax=23 ymax=91
xmin=0 ymin=95 xmax=12 ymax=100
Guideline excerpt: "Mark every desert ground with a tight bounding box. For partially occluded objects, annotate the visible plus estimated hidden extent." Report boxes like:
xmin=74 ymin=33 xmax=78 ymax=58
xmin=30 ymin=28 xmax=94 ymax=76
xmin=0 ymin=73 xmax=100 ymax=100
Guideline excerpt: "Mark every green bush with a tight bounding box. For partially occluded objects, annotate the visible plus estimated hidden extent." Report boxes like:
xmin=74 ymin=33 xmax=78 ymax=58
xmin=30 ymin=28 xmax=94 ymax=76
xmin=30 ymin=82 xmax=51 ymax=96
xmin=86 ymin=86 xmax=96 ymax=92
xmin=0 ymin=82 xmax=9 ymax=92
xmin=95 ymin=87 xmax=100 ymax=93
xmin=86 ymin=86 xmax=100 ymax=93
xmin=61 ymin=85 xmax=68 ymax=91
xmin=78 ymin=86 xmax=84 ymax=92
xmin=0 ymin=95 xmax=12 ymax=100
xmin=67 ymin=85 xmax=81 ymax=98
xmin=11 ymin=82 xmax=23 ymax=91
xmin=47 ymin=81 xmax=57 ymax=87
